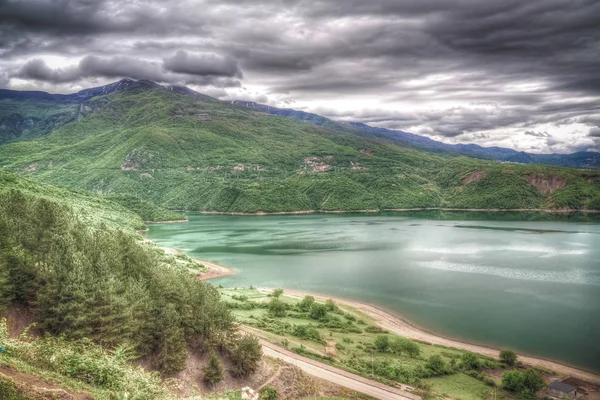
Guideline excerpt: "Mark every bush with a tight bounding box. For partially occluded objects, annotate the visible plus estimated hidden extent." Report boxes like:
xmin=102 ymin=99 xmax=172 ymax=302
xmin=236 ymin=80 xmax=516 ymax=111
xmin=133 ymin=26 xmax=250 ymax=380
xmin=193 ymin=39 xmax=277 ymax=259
xmin=364 ymin=326 xmax=388 ymax=334
xmin=259 ymin=386 xmax=278 ymax=400
xmin=299 ymin=295 xmax=315 ymax=311
xmin=374 ymin=335 xmax=390 ymax=352
xmin=2 ymin=318 xmax=168 ymax=398
xmin=228 ymin=334 xmax=263 ymax=378
xmin=309 ymin=303 xmax=328 ymax=320
xmin=268 ymin=298 xmax=287 ymax=317
xmin=500 ymin=349 xmax=518 ymax=366
xmin=426 ymin=355 xmax=447 ymax=376
xmin=390 ymin=337 xmax=421 ymax=358
xmin=325 ymin=299 xmax=339 ymax=312
xmin=292 ymin=324 xmax=323 ymax=343
xmin=502 ymin=369 xmax=545 ymax=396
xmin=461 ymin=352 xmax=481 ymax=370
xmin=203 ymin=353 xmax=223 ymax=386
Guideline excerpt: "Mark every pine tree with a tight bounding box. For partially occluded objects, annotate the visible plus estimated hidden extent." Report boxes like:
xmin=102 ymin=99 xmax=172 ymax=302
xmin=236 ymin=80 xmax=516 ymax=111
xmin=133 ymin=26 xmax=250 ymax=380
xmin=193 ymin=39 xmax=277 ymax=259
xmin=203 ymin=352 xmax=223 ymax=386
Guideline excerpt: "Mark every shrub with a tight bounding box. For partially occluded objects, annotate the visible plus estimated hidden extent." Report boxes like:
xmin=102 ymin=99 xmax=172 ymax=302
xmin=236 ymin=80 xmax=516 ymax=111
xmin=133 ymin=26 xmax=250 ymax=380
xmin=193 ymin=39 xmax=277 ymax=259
xmin=228 ymin=334 xmax=263 ymax=378
xmin=299 ymin=295 xmax=315 ymax=311
xmin=309 ymin=303 xmax=328 ymax=320
xmin=268 ymin=298 xmax=287 ymax=317
xmin=502 ymin=369 xmax=545 ymax=396
xmin=335 ymin=343 xmax=346 ymax=351
xmin=390 ymin=337 xmax=421 ymax=357
xmin=259 ymin=386 xmax=278 ymax=400
xmin=364 ymin=326 xmax=388 ymax=334
xmin=461 ymin=352 xmax=481 ymax=370
xmin=500 ymin=349 xmax=518 ymax=366
xmin=374 ymin=335 xmax=390 ymax=352
xmin=292 ymin=324 xmax=323 ymax=343
xmin=425 ymin=355 xmax=447 ymax=376
xmin=325 ymin=299 xmax=339 ymax=312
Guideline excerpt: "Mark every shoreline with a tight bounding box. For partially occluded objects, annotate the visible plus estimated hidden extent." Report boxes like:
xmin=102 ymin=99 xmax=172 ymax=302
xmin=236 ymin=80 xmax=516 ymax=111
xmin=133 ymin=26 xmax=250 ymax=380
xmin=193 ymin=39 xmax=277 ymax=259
xmin=155 ymin=245 xmax=238 ymax=280
xmin=270 ymin=288 xmax=600 ymax=385
xmin=191 ymin=207 xmax=600 ymax=216
xmin=142 ymin=232 xmax=600 ymax=384
xmin=196 ymin=259 xmax=237 ymax=280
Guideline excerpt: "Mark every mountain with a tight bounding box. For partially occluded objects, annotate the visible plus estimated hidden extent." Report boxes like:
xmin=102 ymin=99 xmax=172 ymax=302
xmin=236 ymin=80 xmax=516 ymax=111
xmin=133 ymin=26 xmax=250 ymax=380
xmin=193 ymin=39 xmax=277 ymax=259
xmin=1 ymin=79 xmax=599 ymax=212
xmin=232 ymin=102 xmax=600 ymax=168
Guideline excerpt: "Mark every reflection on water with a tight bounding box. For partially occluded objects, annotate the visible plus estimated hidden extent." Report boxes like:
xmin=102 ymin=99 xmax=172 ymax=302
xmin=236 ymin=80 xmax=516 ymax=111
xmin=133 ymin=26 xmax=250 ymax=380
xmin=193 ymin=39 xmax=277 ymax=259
xmin=144 ymin=211 xmax=600 ymax=372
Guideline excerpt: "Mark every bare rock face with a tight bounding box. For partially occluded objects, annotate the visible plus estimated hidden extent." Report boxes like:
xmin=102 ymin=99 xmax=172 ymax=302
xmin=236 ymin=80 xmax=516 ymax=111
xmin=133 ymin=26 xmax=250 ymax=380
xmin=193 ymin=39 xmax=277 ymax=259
xmin=458 ymin=170 xmax=486 ymax=191
xmin=525 ymin=173 xmax=567 ymax=193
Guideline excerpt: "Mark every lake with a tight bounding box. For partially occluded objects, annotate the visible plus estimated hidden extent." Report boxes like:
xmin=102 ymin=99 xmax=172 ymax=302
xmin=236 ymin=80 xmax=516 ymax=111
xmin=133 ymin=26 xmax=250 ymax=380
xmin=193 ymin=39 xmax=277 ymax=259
xmin=143 ymin=211 xmax=600 ymax=372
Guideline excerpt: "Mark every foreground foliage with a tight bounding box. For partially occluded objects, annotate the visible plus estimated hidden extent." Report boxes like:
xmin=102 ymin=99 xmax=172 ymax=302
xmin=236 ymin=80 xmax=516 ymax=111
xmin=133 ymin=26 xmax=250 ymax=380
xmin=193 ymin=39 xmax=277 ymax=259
xmin=0 ymin=189 xmax=239 ymax=375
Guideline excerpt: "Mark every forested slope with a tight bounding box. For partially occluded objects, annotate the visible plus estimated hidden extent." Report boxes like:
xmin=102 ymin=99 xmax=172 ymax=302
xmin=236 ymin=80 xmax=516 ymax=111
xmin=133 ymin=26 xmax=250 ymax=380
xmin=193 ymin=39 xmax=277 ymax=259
xmin=0 ymin=180 xmax=261 ymax=399
xmin=1 ymin=80 xmax=600 ymax=212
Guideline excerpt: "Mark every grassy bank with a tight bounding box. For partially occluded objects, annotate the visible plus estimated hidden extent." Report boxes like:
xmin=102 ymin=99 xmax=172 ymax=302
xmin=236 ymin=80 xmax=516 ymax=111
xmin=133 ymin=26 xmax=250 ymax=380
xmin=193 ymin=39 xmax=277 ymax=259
xmin=219 ymin=288 xmax=554 ymax=400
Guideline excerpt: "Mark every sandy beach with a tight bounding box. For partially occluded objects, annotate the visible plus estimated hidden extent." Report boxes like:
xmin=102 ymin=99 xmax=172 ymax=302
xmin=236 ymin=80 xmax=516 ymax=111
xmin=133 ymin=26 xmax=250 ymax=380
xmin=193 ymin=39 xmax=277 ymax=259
xmin=196 ymin=259 xmax=237 ymax=280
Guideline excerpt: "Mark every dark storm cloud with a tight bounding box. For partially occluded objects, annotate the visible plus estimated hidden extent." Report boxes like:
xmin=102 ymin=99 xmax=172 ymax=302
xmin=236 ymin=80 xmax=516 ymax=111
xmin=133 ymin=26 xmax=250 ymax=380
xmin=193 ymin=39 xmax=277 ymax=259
xmin=163 ymin=51 xmax=242 ymax=78
xmin=1 ymin=0 xmax=600 ymax=151
xmin=14 ymin=54 xmax=241 ymax=88
xmin=588 ymin=127 xmax=600 ymax=137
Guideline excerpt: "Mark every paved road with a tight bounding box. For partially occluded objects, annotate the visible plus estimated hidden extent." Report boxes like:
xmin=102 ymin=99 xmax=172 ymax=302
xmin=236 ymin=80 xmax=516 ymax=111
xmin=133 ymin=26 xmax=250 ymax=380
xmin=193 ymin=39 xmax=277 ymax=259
xmin=259 ymin=339 xmax=420 ymax=400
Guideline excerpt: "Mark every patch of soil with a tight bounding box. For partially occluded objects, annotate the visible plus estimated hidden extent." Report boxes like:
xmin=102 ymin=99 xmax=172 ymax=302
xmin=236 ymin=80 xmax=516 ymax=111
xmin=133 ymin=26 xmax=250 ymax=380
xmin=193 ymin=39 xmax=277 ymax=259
xmin=171 ymin=348 xmax=275 ymax=397
xmin=458 ymin=170 xmax=486 ymax=191
xmin=3 ymin=305 xmax=41 ymax=339
xmin=562 ymin=377 xmax=600 ymax=400
xmin=525 ymin=173 xmax=567 ymax=193
xmin=0 ymin=365 xmax=92 ymax=400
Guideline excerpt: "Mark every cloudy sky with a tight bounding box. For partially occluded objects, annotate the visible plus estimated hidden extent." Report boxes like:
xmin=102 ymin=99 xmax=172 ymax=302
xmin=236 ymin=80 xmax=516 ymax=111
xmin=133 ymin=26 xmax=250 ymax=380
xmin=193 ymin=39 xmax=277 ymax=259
xmin=1 ymin=0 xmax=599 ymax=153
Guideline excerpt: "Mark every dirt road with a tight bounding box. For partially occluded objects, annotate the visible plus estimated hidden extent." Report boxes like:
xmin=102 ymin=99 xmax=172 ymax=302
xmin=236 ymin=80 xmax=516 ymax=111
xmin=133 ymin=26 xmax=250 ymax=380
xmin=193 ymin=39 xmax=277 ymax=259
xmin=258 ymin=339 xmax=420 ymax=400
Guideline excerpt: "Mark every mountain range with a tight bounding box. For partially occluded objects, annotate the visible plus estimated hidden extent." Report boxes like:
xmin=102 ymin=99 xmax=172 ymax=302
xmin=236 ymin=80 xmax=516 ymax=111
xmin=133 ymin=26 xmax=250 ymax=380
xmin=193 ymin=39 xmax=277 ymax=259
xmin=1 ymin=78 xmax=599 ymax=212
xmin=231 ymin=100 xmax=600 ymax=168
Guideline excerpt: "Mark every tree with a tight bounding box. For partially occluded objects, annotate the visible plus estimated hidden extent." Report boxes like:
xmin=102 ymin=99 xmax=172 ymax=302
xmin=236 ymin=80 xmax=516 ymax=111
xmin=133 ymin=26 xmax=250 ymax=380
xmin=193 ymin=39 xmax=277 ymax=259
xmin=229 ymin=334 xmax=262 ymax=378
xmin=299 ymin=295 xmax=315 ymax=311
xmin=203 ymin=352 xmax=223 ymax=386
xmin=461 ymin=351 xmax=481 ymax=370
xmin=500 ymin=349 xmax=517 ymax=366
xmin=390 ymin=337 xmax=421 ymax=358
xmin=272 ymin=288 xmax=284 ymax=298
xmin=426 ymin=355 xmax=447 ymax=376
xmin=325 ymin=299 xmax=339 ymax=312
xmin=374 ymin=335 xmax=390 ymax=352
xmin=309 ymin=303 xmax=328 ymax=320
xmin=522 ymin=368 xmax=545 ymax=396
xmin=502 ymin=369 xmax=545 ymax=397
xmin=268 ymin=298 xmax=287 ymax=317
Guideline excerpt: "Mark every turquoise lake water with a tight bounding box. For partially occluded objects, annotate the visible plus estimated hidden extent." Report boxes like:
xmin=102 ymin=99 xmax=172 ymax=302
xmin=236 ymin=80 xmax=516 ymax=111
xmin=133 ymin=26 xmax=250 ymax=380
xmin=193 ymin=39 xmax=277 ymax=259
xmin=143 ymin=212 xmax=600 ymax=372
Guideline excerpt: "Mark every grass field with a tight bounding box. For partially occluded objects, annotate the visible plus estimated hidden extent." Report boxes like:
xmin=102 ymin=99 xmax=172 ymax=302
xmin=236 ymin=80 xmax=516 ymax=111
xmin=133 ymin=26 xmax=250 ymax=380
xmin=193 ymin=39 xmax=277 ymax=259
xmin=218 ymin=288 xmax=518 ymax=400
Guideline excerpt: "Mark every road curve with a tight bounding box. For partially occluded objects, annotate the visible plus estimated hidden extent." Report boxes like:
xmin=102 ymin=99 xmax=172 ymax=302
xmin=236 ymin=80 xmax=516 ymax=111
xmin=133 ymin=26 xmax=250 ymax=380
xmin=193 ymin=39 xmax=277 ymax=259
xmin=258 ymin=339 xmax=420 ymax=400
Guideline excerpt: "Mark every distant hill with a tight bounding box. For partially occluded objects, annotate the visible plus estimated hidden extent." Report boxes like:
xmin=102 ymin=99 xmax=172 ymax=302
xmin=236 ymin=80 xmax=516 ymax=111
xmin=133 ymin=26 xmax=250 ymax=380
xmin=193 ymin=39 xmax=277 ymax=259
xmin=231 ymin=101 xmax=600 ymax=168
xmin=1 ymin=79 xmax=599 ymax=212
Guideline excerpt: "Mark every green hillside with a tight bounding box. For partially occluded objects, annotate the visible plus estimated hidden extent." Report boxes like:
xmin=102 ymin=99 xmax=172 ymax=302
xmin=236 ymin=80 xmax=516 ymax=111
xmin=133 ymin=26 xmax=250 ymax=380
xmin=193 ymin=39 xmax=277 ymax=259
xmin=1 ymin=80 xmax=600 ymax=212
xmin=0 ymin=171 xmax=184 ymax=230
